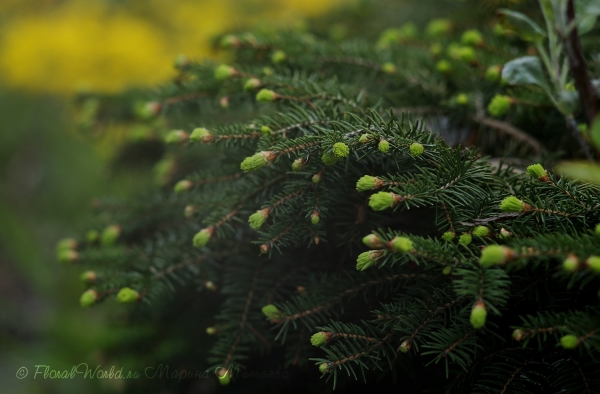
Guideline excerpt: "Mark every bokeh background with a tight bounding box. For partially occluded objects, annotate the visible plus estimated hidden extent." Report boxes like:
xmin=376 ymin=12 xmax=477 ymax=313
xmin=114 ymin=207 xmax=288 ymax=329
xmin=0 ymin=0 xmax=498 ymax=393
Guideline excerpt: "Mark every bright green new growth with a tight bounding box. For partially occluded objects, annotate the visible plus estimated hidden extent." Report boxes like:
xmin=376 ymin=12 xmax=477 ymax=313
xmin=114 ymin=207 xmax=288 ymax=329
xmin=562 ymin=255 xmax=579 ymax=272
xmin=311 ymin=212 xmax=320 ymax=225
xmin=57 ymin=249 xmax=78 ymax=263
xmin=243 ymin=78 xmax=261 ymax=91
xmin=391 ymin=237 xmax=413 ymax=253
xmin=488 ymin=94 xmax=512 ymax=117
xmin=359 ymin=133 xmax=371 ymax=143
xmin=500 ymin=196 xmax=525 ymax=212
xmin=457 ymin=46 xmax=476 ymax=63
xmin=81 ymin=271 xmax=96 ymax=283
xmin=261 ymin=304 xmax=280 ymax=319
xmin=426 ymin=19 xmax=452 ymax=37
xmin=86 ymin=230 xmax=99 ymax=243
xmin=190 ymin=127 xmax=213 ymax=143
xmin=174 ymin=180 xmax=193 ymax=194
xmin=459 ymin=233 xmax=472 ymax=246
xmin=206 ymin=327 xmax=217 ymax=335
xmin=249 ymin=209 xmax=270 ymax=230
xmin=442 ymin=266 xmax=452 ymax=275
xmin=368 ymin=192 xmax=396 ymax=211
xmin=332 ymin=142 xmax=350 ymax=158
xmin=271 ymin=50 xmax=286 ymax=64
xmin=241 ymin=152 xmax=269 ymax=172
xmin=461 ymin=29 xmax=483 ymax=46
xmin=587 ymin=256 xmax=600 ymax=273
xmin=527 ymin=163 xmax=546 ymax=179
xmin=382 ymin=62 xmax=396 ymax=74
xmin=193 ymin=228 xmax=212 ymax=248
xmin=356 ymin=250 xmax=382 ymax=271
xmin=292 ymin=158 xmax=305 ymax=171
xmin=595 ymin=223 xmax=600 ymax=235
xmin=256 ymin=89 xmax=277 ymax=102
xmin=117 ymin=287 xmax=139 ymax=304
xmin=378 ymin=140 xmax=390 ymax=153
xmin=480 ymin=245 xmax=508 ymax=267
xmin=321 ymin=153 xmax=339 ymax=166
xmin=472 ymin=226 xmax=490 ymax=237
xmin=470 ymin=303 xmax=487 ymax=329
xmin=456 ymin=93 xmax=469 ymax=105
xmin=101 ymin=225 xmax=121 ymax=246
xmin=435 ymin=60 xmax=452 ymax=74
xmin=57 ymin=238 xmax=77 ymax=252
xmin=80 ymin=290 xmax=98 ymax=307
xmin=485 ymin=65 xmax=502 ymax=82
xmin=560 ymin=334 xmax=579 ymax=349
xmin=319 ymin=364 xmax=328 ymax=374
xmin=260 ymin=125 xmax=272 ymax=135
xmin=356 ymin=175 xmax=379 ymax=191
xmin=214 ymin=64 xmax=236 ymax=81
xmin=310 ymin=332 xmax=327 ymax=346
xmin=362 ymin=234 xmax=383 ymax=249
xmin=165 ymin=130 xmax=188 ymax=144
xmin=220 ymin=34 xmax=239 ymax=48
xmin=442 ymin=231 xmax=455 ymax=241
xmin=409 ymin=143 xmax=424 ymax=156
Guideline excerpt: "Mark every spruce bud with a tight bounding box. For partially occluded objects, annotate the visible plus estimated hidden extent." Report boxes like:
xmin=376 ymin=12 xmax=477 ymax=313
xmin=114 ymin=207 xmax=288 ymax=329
xmin=260 ymin=244 xmax=270 ymax=254
xmin=256 ymin=89 xmax=278 ymax=102
xmin=243 ymin=78 xmax=261 ymax=91
xmin=409 ymin=143 xmax=424 ymax=156
xmin=240 ymin=151 xmax=276 ymax=172
xmin=356 ymin=250 xmax=383 ymax=271
xmin=81 ymin=271 xmax=97 ymax=284
xmin=220 ymin=34 xmax=241 ymax=48
xmin=86 ymin=230 xmax=99 ymax=243
xmin=58 ymin=249 xmax=79 ymax=263
xmin=390 ymin=236 xmax=413 ymax=253
xmin=356 ymin=175 xmax=383 ymax=192
xmin=595 ymin=223 xmax=600 ymax=235
xmin=485 ymin=65 xmax=502 ymax=83
xmin=220 ymin=96 xmax=229 ymax=109
xmin=359 ymin=134 xmax=372 ymax=143
xmin=480 ymin=245 xmax=515 ymax=267
xmin=442 ymin=231 xmax=455 ymax=241
xmin=190 ymin=127 xmax=214 ymax=143
xmin=488 ymin=95 xmax=513 ymax=117
xmin=362 ymin=234 xmax=384 ymax=249
xmin=292 ymin=158 xmax=306 ymax=172
xmin=470 ymin=301 xmax=487 ymax=329
xmin=319 ymin=363 xmax=329 ymax=374
xmin=260 ymin=125 xmax=272 ymax=135
xmin=457 ymin=46 xmax=476 ymax=63
xmin=512 ymin=329 xmax=525 ymax=341
xmin=560 ymin=334 xmax=579 ymax=349
xmin=378 ymin=140 xmax=390 ymax=153
xmin=399 ymin=340 xmax=411 ymax=353
xmin=101 ymin=225 xmax=121 ymax=246
xmin=271 ymin=50 xmax=286 ymax=64
xmin=459 ymin=233 xmax=472 ymax=246
xmin=249 ymin=208 xmax=270 ymax=230
xmin=562 ymin=254 xmax=579 ymax=272
xmin=136 ymin=101 xmax=162 ymax=120
xmin=193 ymin=227 xmax=214 ymax=248
xmin=216 ymin=368 xmax=231 ymax=386
xmin=165 ymin=130 xmax=189 ymax=144
xmin=472 ymin=226 xmax=490 ymax=237
xmin=456 ymin=93 xmax=469 ymax=105
xmin=311 ymin=211 xmax=320 ymax=225
xmin=526 ymin=164 xmax=548 ymax=181
xmin=174 ymin=179 xmax=193 ymax=194
xmin=426 ymin=19 xmax=452 ymax=37
xmin=500 ymin=196 xmax=530 ymax=212
xmin=80 ymin=290 xmax=98 ymax=307
xmin=57 ymin=238 xmax=77 ymax=252
xmin=173 ymin=54 xmax=190 ymax=69
xmin=184 ymin=205 xmax=197 ymax=218
xmin=214 ymin=64 xmax=237 ymax=81
xmin=435 ymin=60 xmax=452 ymax=75
xmin=499 ymin=228 xmax=512 ymax=239
xmin=205 ymin=281 xmax=217 ymax=291
xmin=442 ymin=266 xmax=452 ymax=275
xmin=382 ymin=62 xmax=396 ymax=74
xmin=310 ymin=332 xmax=331 ymax=347
xmin=430 ymin=43 xmax=443 ymax=57
xmin=261 ymin=304 xmax=281 ymax=319
xmin=368 ymin=192 xmax=401 ymax=211
xmin=312 ymin=172 xmax=322 ymax=184
xmin=586 ymin=256 xmax=600 ymax=273
xmin=461 ymin=29 xmax=484 ymax=47
xmin=332 ymin=142 xmax=350 ymax=158
xmin=206 ymin=327 xmax=217 ymax=335
xmin=321 ymin=153 xmax=339 ymax=166
xmin=117 ymin=287 xmax=140 ymax=304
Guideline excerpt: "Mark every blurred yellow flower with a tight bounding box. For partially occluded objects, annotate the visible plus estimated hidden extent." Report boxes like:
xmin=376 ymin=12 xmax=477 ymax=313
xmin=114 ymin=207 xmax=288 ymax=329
xmin=0 ymin=0 xmax=347 ymax=94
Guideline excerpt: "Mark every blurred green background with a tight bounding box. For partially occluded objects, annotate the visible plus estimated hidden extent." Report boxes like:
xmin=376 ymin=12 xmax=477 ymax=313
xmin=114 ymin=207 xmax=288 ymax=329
xmin=0 ymin=0 xmax=508 ymax=392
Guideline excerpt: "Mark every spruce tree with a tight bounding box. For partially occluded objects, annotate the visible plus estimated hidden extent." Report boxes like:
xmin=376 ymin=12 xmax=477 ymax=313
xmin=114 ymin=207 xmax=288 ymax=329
xmin=62 ymin=0 xmax=600 ymax=392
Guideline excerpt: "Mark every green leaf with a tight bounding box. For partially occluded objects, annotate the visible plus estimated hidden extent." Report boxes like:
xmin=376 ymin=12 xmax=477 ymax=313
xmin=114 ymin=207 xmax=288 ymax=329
xmin=502 ymin=56 xmax=551 ymax=94
xmin=558 ymin=162 xmax=600 ymax=184
xmin=590 ymin=115 xmax=600 ymax=148
xmin=498 ymin=9 xmax=547 ymax=42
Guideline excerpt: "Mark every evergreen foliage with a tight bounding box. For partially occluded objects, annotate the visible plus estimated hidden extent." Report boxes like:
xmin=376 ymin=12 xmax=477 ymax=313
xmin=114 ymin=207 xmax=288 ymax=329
xmin=63 ymin=0 xmax=600 ymax=391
